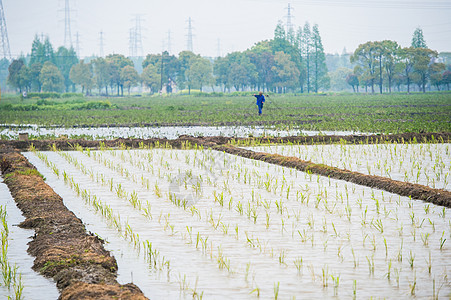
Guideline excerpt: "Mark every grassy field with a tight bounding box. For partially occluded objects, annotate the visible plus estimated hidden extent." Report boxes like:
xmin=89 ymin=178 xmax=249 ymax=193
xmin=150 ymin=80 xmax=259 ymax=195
xmin=1 ymin=93 xmax=450 ymax=133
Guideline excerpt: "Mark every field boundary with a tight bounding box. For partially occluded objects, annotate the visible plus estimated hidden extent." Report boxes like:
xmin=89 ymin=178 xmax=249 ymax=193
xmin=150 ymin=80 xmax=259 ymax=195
xmin=0 ymin=152 xmax=148 ymax=299
xmin=0 ymin=132 xmax=450 ymax=151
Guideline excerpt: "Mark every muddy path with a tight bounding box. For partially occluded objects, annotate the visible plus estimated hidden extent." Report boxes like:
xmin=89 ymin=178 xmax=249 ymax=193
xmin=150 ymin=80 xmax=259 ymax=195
xmin=1 ymin=132 xmax=450 ymax=152
xmin=0 ymin=152 xmax=147 ymax=300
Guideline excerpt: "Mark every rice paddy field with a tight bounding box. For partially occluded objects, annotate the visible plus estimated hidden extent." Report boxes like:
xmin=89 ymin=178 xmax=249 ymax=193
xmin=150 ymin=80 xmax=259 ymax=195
xmin=16 ymin=141 xmax=450 ymax=299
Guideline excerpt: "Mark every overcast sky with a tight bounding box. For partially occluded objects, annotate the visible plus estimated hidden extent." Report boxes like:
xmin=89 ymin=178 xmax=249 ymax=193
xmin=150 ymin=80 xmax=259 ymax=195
xmin=4 ymin=0 xmax=451 ymax=58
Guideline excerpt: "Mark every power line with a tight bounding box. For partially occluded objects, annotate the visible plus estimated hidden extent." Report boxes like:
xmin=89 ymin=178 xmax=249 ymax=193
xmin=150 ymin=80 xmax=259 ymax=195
xmin=0 ymin=0 xmax=11 ymax=60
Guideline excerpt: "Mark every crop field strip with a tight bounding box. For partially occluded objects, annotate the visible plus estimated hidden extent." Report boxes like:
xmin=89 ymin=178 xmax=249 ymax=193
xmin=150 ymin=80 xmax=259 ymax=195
xmin=24 ymin=142 xmax=451 ymax=299
xmin=248 ymin=143 xmax=450 ymax=191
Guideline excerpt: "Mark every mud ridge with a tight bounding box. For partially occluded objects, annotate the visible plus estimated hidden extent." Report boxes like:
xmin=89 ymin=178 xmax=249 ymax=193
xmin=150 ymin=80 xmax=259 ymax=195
xmin=212 ymin=144 xmax=451 ymax=208
xmin=0 ymin=132 xmax=450 ymax=152
xmin=0 ymin=152 xmax=148 ymax=300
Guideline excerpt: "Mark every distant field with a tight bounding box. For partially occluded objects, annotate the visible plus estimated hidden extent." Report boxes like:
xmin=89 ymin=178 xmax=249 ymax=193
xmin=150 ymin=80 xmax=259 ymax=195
xmin=1 ymin=93 xmax=450 ymax=133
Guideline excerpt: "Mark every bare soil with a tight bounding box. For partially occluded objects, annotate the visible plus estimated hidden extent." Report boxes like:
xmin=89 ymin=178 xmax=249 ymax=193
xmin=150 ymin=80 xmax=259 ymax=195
xmin=0 ymin=152 xmax=147 ymax=300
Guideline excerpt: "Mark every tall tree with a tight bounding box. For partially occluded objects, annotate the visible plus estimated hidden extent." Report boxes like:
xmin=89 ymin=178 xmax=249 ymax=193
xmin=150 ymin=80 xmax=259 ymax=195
xmin=29 ymin=63 xmax=43 ymax=92
xmin=311 ymin=24 xmax=329 ymax=93
xmin=302 ymin=22 xmax=312 ymax=93
xmin=398 ymin=47 xmax=416 ymax=93
xmin=411 ymin=27 xmax=427 ymax=49
xmin=29 ymin=35 xmax=55 ymax=66
xmin=55 ymin=46 xmax=79 ymax=92
xmin=381 ymin=40 xmax=400 ymax=93
xmin=177 ymin=51 xmax=198 ymax=93
xmin=346 ymin=73 xmax=359 ymax=92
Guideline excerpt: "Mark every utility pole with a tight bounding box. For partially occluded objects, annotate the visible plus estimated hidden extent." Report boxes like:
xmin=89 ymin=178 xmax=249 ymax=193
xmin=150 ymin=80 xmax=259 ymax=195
xmin=63 ymin=0 xmax=73 ymax=48
xmin=160 ymin=51 xmax=164 ymax=93
xmin=0 ymin=0 xmax=11 ymax=60
xmin=99 ymin=31 xmax=104 ymax=57
xmin=186 ymin=17 xmax=194 ymax=52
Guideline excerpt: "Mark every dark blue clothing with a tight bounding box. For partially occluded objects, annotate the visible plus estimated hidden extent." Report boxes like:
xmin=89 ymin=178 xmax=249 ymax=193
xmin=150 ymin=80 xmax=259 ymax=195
xmin=254 ymin=94 xmax=265 ymax=105
xmin=254 ymin=94 xmax=265 ymax=115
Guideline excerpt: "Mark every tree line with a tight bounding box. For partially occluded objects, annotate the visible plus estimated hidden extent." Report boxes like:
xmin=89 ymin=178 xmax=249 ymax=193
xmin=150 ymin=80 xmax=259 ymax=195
xmin=6 ymin=27 xmax=451 ymax=95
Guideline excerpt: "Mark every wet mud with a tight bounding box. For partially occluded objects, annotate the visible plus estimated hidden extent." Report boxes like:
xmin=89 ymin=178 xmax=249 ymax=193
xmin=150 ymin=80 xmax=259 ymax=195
xmin=0 ymin=152 xmax=147 ymax=300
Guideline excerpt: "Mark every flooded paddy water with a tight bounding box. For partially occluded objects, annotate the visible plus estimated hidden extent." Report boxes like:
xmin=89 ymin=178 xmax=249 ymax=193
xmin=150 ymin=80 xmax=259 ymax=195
xmin=0 ymin=178 xmax=59 ymax=299
xmin=20 ymin=145 xmax=451 ymax=299
xmin=1 ymin=124 xmax=363 ymax=140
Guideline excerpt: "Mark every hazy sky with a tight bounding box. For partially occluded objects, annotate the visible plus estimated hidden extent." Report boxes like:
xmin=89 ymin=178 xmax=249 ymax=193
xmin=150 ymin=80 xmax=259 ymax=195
xmin=4 ymin=0 xmax=451 ymax=58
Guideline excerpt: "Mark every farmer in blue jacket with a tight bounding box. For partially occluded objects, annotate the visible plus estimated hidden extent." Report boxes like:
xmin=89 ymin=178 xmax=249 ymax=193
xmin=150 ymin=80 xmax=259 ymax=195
xmin=253 ymin=91 xmax=265 ymax=115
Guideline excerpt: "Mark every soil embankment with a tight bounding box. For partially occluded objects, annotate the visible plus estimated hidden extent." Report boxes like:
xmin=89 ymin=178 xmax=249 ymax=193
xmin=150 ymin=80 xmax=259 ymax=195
xmin=212 ymin=144 xmax=451 ymax=208
xmin=0 ymin=152 xmax=147 ymax=300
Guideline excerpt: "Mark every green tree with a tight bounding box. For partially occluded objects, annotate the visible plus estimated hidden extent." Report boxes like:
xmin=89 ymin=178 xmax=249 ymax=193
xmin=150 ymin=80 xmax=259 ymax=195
xmin=187 ymin=57 xmax=213 ymax=92
xmin=271 ymin=51 xmax=299 ymax=93
xmin=311 ymin=24 xmax=329 ymax=92
xmin=381 ymin=40 xmax=400 ymax=93
xmin=442 ymin=70 xmax=451 ymax=90
xmin=29 ymin=35 xmax=55 ymax=66
xmin=177 ymin=51 xmax=198 ymax=93
xmin=120 ymin=65 xmax=140 ymax=95
xmin=213 ymin=56 xmax=231 ymax=92
xmin=351 ymin=42 xmax=378 ymax=93
xmin=413 ymin=48 xmax=437 ymax=93
xmin=398 ymin=47 xmax=416 ymax=93
xmin=141 ymin=64 xmax=161 ymax=94
xmin=69 ymin=60 xmax=94 ymax=95
xmin=346 ymin=73 xmax=359 ymax=92
xmin=55 ymin=46 xmax=79 ymax=92
xmin=29 ymin=63 xmax=42 ymax=92
xmin=7 ymin=59 xmax=26 ymax=92
xmin=105 ymin=54 xmax=133 ymax=96
xmin=429 ymin=62 xmax=445 ymax=90
xmin=92 ymin=57 xmax=110 ymax=95
xmin=40 ymin=61 xmax=64 ymax=92
xmin=302 ymin=22 xmax=312 ymax=93
xmin=411 ymin=27 xmax=427 ymax=49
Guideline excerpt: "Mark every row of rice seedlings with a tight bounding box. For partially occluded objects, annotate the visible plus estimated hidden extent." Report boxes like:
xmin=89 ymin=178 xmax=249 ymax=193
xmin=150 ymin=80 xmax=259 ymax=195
xmin=33 ymin=148 xmax=450 ymax=300
xmin=0 ymin=206 xmax=24 ymax=300
xmin=250 ymin=142 xmax=450 ymax=190
xmin=70 ymin=148 xmax=326 ymax=296
xmin=32 ymin=149 xmax=207 ymax=299
xmin=63 ymin=148 xmax=277 ymax=293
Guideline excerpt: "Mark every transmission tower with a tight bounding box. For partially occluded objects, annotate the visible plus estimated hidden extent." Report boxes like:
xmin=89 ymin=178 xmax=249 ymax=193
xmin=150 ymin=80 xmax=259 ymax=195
xmin=186 ymin=17 xmax=194 ymax=52
xmin=285 ymin=3 xmax=294 ymax=34
xmin=128 ymin=15 xmax=144 ymax=57
xmin=0 ymin=0 xmax=11 ymax=59
xmin=99 ymin=31 xmax=104 ymax=57
xmin=167 ymin=30 xmax=172 ymax=54
xmin=63 ymin=0 xmax=73 ymax=48
xmin=75 ymin=32 xmax=81 ymax=57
